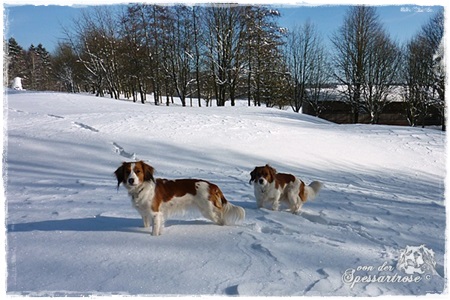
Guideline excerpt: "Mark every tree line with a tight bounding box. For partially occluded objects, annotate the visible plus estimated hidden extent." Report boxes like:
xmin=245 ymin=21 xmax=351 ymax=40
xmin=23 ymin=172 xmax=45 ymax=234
xmin=5 ymin=4 xmax=445 ymax=129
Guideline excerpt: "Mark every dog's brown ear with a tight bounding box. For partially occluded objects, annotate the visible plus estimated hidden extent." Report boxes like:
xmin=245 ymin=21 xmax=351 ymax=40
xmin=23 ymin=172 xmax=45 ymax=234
xmin=265 ymin=164 xmax=276 ymax=173
xmin=114 ymin=163 xmax=125 ymax=189
xmin=266 ymin=164 xmax=277 ymax=182
xmin=140 ymin=161 xmax=155 ymax=182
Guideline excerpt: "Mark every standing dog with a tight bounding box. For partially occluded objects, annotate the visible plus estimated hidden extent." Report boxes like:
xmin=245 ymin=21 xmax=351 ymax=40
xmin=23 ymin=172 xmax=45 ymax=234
xmin=250 ymin=164 xmax=322 ymax=214
xmin=115 ymin=161 xmax=245 ymax=236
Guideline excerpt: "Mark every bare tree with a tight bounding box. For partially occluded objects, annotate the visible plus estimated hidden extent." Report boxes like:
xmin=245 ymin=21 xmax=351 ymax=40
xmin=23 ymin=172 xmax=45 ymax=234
xmin=402 ymin=9 xmax=444 ymax=129
xmin=243 ymin=6 xmax=284 ymax=107
xmin=285 ymin=21 xmax=330 ymax=113
xmin=120 ymin=4 xmax=167 ymax=104
xmin=52 ymin=42 xmax=83 ymax=93
xmin=433 ymin=38 xmax=445 ymax=131
xmin=331 ymin=6 xmax=384 ymax=123
xmin=426 ymin=10 xmax=445 ymax=131
xmin=54 ymin=3 xmax=289 ymax=108
xmin=361 ymin=31 xmax=401 ymax=124
xmin=403 ymin=36 xmax=429 ymax=127
xmin=306 ymin=43 xmax=332 ymax=116
xmin=163 ymin=5 xmax=196 ymax=107
xmin=119 ymin=5 xmax=152 ymax=103
xmin=65 ymin=7 xmax=122 ymax=98
xmin=204 ymin=4 xmax=246 ymax=106
xmin=192 ymin=6 xmax=204 ymax=107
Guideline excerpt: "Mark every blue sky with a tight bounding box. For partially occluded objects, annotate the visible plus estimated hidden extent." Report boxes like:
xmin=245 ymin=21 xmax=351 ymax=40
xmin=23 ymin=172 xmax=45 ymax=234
xmin=4 ymin=3 xmax=442 ymax=54
xmin=277 ymin=5 xmax=440 ymax=43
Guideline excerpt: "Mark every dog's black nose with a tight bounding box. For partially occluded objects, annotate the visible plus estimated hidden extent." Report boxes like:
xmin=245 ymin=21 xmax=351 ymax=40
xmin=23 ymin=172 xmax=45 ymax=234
xmin=259 ymin=179 xmax=264 ymax=185
xmin=128 ymin=178 xmax=135 ymax=185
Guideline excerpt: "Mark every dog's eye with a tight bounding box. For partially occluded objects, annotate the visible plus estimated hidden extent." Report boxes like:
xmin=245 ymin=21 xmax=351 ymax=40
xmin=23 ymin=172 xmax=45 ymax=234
xmin=135 ymin=170 xmax=141 ymax=174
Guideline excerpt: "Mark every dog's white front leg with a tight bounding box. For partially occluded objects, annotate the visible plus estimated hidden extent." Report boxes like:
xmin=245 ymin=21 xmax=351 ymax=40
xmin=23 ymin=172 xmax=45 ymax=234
xmin=256 ymin=198 xmax=264 ymax=209
xmin=152 ymin=212 xmax=163 ymax=236
xmin=271 ymin=198 xmax=280 ymax=211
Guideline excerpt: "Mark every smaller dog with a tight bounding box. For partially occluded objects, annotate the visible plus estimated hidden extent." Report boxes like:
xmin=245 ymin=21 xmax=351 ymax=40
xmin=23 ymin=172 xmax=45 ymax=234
xmin=115 ymin=161 xmax=245 ymax=236
xmin=250 ymin=164 xmax=322 ymax=214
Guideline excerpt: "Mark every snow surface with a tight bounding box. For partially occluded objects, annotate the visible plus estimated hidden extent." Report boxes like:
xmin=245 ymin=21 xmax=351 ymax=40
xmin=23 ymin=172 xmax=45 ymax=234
xmin=3 ymin=90 xmax=447 ymax=296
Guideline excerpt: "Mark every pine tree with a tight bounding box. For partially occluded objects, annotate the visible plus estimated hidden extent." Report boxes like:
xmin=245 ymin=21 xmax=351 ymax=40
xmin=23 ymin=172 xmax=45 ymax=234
xmin=35 ymin=44 xmax=52 ymax=90
xmin=25 ymin=44 xmax=52 ymax=91
xmin=7 ymin=37 xmax=27 ymax=87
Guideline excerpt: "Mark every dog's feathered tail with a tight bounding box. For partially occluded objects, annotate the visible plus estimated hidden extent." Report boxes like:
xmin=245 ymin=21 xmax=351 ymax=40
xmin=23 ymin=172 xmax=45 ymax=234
xmin=302 ymin=181 xmax=323 ymax=202
xmin=222 ymin=201 xmax=246 ymax=225
xmin=209 ymin=184 xmax=245 ymax=225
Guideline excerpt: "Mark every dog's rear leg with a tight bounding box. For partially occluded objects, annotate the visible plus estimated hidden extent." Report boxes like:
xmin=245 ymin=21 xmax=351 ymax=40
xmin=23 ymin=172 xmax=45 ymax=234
xmin=291 ymin=201 xmax=303 ymax=214
xmin=197 ymin=203 xmax=221 ymax=225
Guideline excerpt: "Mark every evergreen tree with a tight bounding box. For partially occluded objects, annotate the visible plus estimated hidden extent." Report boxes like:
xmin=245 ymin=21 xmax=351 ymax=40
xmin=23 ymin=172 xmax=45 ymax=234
xmin=27 ymin=44 xmax=38 ymax=89
xmin=7 ymin=37 xmax=27 ymax=87
xmin=35 ymin=44 xmax=52 ymax=90
xmin=25 ymin=44 xmax=52 ymax=91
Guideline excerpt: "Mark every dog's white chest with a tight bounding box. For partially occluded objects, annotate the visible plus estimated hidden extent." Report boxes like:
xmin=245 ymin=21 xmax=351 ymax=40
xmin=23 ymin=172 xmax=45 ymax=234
xmin=254 ymin=182 xmax=279 ymax=200
xmin=128 ymin=182 xmax=155 ymax=210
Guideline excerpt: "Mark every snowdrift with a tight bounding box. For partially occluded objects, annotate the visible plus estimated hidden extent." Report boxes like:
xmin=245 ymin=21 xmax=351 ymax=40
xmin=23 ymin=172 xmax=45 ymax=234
xmin=4 ymin=91 xmax=446 ymax=296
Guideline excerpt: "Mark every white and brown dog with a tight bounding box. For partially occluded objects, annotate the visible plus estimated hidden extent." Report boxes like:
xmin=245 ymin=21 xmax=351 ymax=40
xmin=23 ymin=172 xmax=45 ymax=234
xmin=115 ymin=161 xmax=245 ymax=236
xmin=250 ymin=164 xmax=322 ymax=214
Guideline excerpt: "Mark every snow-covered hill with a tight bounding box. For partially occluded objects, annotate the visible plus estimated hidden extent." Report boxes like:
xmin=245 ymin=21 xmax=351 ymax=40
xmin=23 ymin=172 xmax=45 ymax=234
xmin=4 ymin=91 xmax=446 ymax=296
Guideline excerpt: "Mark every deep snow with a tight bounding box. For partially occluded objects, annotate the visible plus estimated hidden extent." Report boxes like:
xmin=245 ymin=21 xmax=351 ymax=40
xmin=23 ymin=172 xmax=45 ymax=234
xmin=3 ymin=91 xmax=447 ymax=296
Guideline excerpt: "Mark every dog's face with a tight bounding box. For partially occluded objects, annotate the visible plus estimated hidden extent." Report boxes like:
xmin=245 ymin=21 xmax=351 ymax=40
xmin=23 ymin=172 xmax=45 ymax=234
xmin=249 ymin=164 xmax=277 ymax=186
xmin=114 ymin=161 xmax=155 ymax=189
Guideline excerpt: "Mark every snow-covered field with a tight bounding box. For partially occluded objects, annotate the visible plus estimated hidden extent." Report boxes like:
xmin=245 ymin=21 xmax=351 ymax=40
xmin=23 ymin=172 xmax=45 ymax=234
xmin=3 ymin=91 xmax=447 ymax=296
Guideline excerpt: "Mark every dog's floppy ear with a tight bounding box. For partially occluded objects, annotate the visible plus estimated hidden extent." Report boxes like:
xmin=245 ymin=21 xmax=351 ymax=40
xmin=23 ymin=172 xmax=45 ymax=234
xmin=265 ymin=164 xmax=277 ymax=183
xmin=114 ymin=162 xmax=126 ymax=189
xmin=140 ymin=161 xmax=155 ymax=182
xmin=249 ymin=168 xmax=257 ymax=184
xmin=265 ymin=164 xmax=276 ymax=173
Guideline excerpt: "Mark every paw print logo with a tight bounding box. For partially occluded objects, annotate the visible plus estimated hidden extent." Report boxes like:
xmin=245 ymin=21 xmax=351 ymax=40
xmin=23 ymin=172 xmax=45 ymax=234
xmin=397 ymin=245 xmax=436 ymax=275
